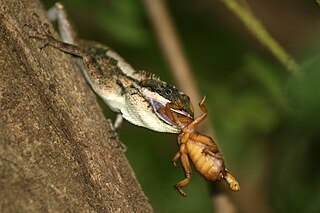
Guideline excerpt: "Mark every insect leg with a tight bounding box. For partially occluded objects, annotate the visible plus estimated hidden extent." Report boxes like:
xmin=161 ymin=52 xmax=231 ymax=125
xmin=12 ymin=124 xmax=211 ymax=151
xmin=172 ymin=151 xmax=180 ymax=168
xmin=190 ymin=132 xmax=220 ymax=154
xmin=164 ymin=102 xmax=176 ymax=123
xmin=175 ymin=144 xmax=192 ymax=196
xmin=190 ymin=132 xmax=215 ymax=146
xmin=198 ymin=96 xmax=207 ymax=113
xmin=184 ymin=97 xmax=208 ymax=130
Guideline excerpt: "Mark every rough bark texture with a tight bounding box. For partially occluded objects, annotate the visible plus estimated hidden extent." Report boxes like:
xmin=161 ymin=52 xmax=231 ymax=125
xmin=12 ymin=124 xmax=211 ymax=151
xmin=0 ymin=0 xmax=153 ymax=212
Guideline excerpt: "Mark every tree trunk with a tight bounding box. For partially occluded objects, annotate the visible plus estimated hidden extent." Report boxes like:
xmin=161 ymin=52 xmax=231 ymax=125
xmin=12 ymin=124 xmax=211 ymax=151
xmin=0 ymin=0 xmax=153 ymax=212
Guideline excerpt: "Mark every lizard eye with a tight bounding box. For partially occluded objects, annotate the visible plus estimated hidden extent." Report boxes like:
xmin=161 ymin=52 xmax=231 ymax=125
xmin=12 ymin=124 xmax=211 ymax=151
xmin=165 ymin=89 xmax=172 ymax=95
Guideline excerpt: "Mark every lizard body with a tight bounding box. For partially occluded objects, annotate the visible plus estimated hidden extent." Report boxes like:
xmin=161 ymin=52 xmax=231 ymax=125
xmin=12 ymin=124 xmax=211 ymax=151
xmin=45 ymin=2 xmax=193 ymax=133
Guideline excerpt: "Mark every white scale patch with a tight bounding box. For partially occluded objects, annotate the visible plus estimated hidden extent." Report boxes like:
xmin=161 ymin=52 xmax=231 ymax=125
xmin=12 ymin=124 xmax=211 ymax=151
xmin=100 ymin=91 xmax=180 ymax=133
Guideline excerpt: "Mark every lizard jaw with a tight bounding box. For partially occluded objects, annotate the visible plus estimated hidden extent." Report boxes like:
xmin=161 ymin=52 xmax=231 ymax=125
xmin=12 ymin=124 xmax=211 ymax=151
xmin=169 ymin=108 xmax=193 ymax=119
xmin=148 ymin=98 xmax=194 ymax=129
xmin=148 ymin=98 xmax=179 ymax=128
xmin=137 ymin=83 xmax=193 ymax=130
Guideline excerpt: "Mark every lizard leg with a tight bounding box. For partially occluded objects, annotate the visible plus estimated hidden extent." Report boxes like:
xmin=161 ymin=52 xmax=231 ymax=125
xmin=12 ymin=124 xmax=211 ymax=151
xmin=113 ymin=113 xmax=124 ymax=129
xmin=31 ymin=33 xmax=104 ymax=83
xmin=175 ymin=144 xmax=192 ymax=196
xmin=46 ymin=2 xmax=106 ymax=95
xmin=47 ymin=2 xmax=77 ymax=44
xmin=106 ymin=119 xmax=126 ymax=152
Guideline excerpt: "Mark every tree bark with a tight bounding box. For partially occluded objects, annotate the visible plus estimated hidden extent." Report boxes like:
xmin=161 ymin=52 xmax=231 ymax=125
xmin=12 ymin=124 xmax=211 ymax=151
xmin=0 ymin=0 xmax=153 ymax=212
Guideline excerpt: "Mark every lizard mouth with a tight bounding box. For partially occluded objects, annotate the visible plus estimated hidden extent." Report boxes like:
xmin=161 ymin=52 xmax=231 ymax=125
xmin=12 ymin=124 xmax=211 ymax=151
xmin=149 ymin=99 xmax=193 ymax=128
xmin=149 ymin=99 xmax=178 ymax=127
xmin=169 ymin=108 xmax=193 ymax=119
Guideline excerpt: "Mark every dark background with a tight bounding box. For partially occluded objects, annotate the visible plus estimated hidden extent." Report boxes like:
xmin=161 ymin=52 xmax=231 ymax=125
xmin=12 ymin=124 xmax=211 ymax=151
xmin=42 ymin=0 xmax=320 ymax=212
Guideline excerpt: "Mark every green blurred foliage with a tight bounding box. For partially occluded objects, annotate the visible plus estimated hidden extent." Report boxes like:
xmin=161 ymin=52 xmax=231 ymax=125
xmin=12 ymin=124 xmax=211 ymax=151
xmin=42 ymin=0 xmax=320 ymax=212
xmin=272 ymin=57 xmax=320 ymax=213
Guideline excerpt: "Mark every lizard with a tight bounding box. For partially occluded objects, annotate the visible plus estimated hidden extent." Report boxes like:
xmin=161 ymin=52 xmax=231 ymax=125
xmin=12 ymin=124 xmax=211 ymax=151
xmin=40 ymin=2 xmax=194 ymax=134
xmin=33 ymin=3 xmax=239 ymax=195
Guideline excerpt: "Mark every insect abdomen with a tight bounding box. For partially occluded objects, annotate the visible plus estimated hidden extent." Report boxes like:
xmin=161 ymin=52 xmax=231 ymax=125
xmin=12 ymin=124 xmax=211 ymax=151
xmin=186 ymin=141 xmax=225 ymax=181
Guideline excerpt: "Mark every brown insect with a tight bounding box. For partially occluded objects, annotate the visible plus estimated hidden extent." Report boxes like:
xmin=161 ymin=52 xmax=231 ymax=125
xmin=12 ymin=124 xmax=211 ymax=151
xmin=158 ymin=97 xmax=240 ymax=196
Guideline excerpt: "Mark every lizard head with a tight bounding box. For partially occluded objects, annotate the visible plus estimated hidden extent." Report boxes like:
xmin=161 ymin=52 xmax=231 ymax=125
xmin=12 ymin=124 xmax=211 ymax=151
xmin=138 ymin=79 xmax=194 ymax=131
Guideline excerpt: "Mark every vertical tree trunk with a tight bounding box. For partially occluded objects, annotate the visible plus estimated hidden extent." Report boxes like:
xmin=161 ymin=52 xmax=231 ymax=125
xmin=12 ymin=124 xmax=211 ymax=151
xmin=0 ymin=0 xmax=153 ymax=212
